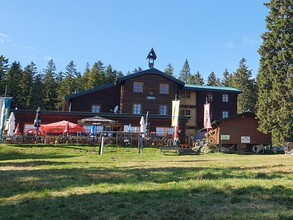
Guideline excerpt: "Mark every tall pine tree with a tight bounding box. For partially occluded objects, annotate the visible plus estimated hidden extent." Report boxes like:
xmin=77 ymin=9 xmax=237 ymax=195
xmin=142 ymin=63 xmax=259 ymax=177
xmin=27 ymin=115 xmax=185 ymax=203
xmin=164 ymin=63 xmax=174 ymax=76
xmin=19 ymin=62 xmax=37 ymax=109
xmin=207 ymin=71 xmax=221 ymax=86
xmin=179 ymin=59 xmax=191 ymax=83
xmin=221 ymin=68 xmax=233 ymax=87
xmin=5 ymin=61 xmax=22 ymax=109
xmin=233 ymin=58 xmax=257 ymax=113
xmin=189 ymin=71 xmax=204 ymax=85
xmin=43 ymin=59 xmax=57 ymax=110
xmin=257 ymin=0 xmax=293 ymax=144
xmin=0 ymin=55 xmax=9 ymax=96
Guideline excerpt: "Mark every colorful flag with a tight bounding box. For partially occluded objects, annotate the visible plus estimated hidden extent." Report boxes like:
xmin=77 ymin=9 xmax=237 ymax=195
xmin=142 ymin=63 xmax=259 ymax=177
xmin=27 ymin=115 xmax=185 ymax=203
xmin=204 ymin=103 xmax=212 ymax=129
xmin=0 ymin=97 xmax=12 ymax=132
xmin=171 ymin=100 xmax=180 ymax=126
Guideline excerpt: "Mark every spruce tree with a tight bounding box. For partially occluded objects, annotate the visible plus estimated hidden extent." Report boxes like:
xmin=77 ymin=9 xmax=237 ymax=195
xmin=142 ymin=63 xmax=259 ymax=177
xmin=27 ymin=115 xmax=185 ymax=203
xmin=31 ymin=72 xmax=44 ymax=109
xmin=179 ymin=59 xmax=191 ymax=83
xmin=0 ymin=55 xmax=9 ymax=96
xmin=164 ymin=63 xmax=174 ymax=76
xmin=5 ymin=61 xmax=23 ymax=109
xmin=207 ymin=72 xmax=221 ymax=86
xmin=233 ymin=58 xmax=257 ymax=113
xmin=189 ymin=71 xmax=204 ymax=85
xmin=87 ymin=61 xmax=105 ymax=88
xmin=19 ymin=62 xmax=37 ymax=109
xmin=43 ymin=59 xmax=57 ymax=110
xmin=257 ymin=0 xmax=293 ymax=143
xmin=221 ymin=68 xmax=233 ymax=87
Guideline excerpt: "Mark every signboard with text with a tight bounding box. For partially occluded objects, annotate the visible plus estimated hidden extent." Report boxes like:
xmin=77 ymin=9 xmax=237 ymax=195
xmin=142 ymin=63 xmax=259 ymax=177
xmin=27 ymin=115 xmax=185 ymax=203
xmin=241 ymin=136 xmax=250 ymax=143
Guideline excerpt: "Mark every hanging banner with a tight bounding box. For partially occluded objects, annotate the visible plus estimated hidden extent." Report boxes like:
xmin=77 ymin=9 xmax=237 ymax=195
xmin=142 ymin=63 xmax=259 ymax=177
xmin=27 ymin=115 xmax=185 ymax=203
xmin=171 ymin=100 xmax=180 ymax=126
xmin=204 ymin=103 xmax=212 ymax=129
xmin=0 ymin=97 xmax=12 ymax=132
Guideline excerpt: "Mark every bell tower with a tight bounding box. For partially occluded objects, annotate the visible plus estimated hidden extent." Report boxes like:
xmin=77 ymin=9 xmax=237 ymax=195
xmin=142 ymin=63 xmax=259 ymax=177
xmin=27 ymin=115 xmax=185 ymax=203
xmin=146 ymin=48 xmax=157 ymax=68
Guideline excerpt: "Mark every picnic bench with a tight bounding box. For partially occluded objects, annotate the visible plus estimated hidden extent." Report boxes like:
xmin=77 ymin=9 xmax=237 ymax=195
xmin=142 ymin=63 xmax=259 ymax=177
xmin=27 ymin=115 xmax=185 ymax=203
xmin=160 ymin=146 xmax=180 ymax=154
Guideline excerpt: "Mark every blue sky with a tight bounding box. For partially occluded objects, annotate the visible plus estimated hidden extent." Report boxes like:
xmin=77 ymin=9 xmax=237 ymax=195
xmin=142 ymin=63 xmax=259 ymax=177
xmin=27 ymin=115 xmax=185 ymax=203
xmin=0 ymin=0 xmax=269 ymax=80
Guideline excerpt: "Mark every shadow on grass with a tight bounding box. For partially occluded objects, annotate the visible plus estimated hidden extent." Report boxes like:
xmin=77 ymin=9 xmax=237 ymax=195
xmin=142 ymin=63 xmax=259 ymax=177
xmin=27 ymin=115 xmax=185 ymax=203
xmin=0 ymin=165 xmax=291 ymax=199
xmin=0 ymin=184 xmax=292 ymax=219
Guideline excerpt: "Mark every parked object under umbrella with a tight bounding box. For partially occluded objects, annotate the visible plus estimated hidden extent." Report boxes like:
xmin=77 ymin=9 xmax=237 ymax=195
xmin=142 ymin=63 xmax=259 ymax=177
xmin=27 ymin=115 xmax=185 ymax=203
xmin=34 ymin=107 xmax=41 ymax=136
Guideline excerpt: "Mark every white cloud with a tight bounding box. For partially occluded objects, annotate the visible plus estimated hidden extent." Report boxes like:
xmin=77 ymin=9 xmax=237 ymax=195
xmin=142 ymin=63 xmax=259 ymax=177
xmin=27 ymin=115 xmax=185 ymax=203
xmin=243 ymin=37 xmax=256 ymax=46
xmin=24 ymin=45 xmax=36 ymax=51
xmin=224 ymin=41 xmax=235 ymax=49
xmin=0 ymin=33 xmax=8 ymax=38
xmin=0 ymin=33 xmax=9 ymax=43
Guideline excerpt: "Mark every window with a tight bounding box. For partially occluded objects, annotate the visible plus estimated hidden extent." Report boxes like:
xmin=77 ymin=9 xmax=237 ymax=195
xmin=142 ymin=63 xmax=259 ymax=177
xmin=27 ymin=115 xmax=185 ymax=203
xmin=91 ymin=105 xmax=101 ymax=113
xmin=123 ymin=125 xmax=139 ymax=132
xmin=222 ymin=94 xmax=229 ymax=102
xmin=83 ymin=125 xmax=103 ymax=134
xmin=133 ymin=103 xmax=141 ymax=114
xmin=180 ymin=109 xmax=191 ymax=116
xmin=133 ymin=82 xmax=143 ymax=93
xmin=160 ymin=84 xmax=169 ymax=94
xmin=159 ymin=105 xmax=167 ymax=115
xmin=156 ymin=127 xmax=174 ymax=136
xmin=180 ymin=91 xmax=191 ymax=98
xmin=222 ymin=111 xmax=229 ymax=119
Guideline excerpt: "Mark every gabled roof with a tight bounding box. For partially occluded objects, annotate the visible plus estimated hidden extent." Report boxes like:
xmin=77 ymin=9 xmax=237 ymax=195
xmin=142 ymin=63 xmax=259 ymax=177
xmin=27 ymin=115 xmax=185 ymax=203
xmin=65 ymin=83 xmax=116 ymax=101
xmin=184 ymin=84 xmax=241 ymax=94
xmin=212 ymin=112 xmax=256 ymax=126
xmin=116 ymin=68 xmax=185 ymax=86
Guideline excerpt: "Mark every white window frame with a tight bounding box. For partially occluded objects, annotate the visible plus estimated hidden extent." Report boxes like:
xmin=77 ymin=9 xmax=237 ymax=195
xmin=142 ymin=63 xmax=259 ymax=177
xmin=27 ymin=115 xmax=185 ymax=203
xmin=91 ymin=105 xmax=101 ymax=113
xmin=133 ymin=82 xmax=143 ymax=93
xmin=159 ymin=105 xmax=167 ymax=115
xmin=160 ymin=84 xmax=169 ymax=94
xmin=222 ymin=111 xmax=229 ymax=119
xmin=222 ymin=94 xmax=229 ymax=102
xmin=133 ymin=103 xmax=141 ymax=114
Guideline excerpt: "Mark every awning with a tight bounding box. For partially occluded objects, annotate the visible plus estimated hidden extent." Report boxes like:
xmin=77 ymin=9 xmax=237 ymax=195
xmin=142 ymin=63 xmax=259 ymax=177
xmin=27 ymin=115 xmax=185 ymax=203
xmin=78 ymin=116 xmax=116 ymax=126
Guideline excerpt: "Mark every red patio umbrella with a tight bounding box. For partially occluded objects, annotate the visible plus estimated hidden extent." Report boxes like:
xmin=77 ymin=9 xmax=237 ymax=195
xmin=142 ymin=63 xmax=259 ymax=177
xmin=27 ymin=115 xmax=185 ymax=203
xmin=40 ymin=120 xmax=85 ymax=134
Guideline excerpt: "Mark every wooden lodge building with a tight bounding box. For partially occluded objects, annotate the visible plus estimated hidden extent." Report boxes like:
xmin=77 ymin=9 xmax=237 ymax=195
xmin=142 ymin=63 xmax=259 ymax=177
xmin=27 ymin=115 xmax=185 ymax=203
xmin=13 ymin=67 xmax=241 ymax=145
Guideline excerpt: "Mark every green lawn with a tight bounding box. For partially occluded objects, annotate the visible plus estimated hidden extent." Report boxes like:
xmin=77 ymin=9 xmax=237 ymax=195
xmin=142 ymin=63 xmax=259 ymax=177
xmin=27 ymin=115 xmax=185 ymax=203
xmin=0 ymin=144 xmax=292 ymax=219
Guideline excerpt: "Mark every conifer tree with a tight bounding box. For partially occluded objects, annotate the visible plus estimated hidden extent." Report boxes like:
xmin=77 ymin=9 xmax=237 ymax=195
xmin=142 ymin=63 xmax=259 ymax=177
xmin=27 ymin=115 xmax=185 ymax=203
xmin=87 ymin=61 xmax=105 ymax=88
xmin=5 ymin=62 xmax=23 ymax=109
xmin=207 ymin=71 xmax=221 ymax=86
xmin=43 ymin=59 xmax=57 ymax=110
xmin=257 ymin=0 xmax=293 ymax=143
xmin=179 ymin=59 xmax=191 ymax=83
xmin=0 ymin=55 xmax=9 ymax=96
xmin=233 ymin=58 xmax=257 ymax=113
xmin=31 ymin=72 xmax=43 ymax=109
xmin=19 ymin=62 xmax=37 ymax=109
xmin=164 ymin=63 xmax=174 ymax=76
xmin=189 ymin=71 xmax=204 ymax=85
xmin=221 ymin=68 xmax=233 ymax=87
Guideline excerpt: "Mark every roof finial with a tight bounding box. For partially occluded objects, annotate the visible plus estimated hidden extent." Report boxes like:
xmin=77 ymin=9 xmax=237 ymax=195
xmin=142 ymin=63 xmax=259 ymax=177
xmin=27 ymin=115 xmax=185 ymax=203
xmin=146 ymin=48 xmax=157 ymax=68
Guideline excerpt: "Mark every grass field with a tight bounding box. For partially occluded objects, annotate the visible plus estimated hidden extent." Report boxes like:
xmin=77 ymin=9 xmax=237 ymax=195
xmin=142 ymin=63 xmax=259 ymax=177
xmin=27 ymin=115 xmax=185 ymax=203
xmin=0 ymin=144 xmax=292 ymax=220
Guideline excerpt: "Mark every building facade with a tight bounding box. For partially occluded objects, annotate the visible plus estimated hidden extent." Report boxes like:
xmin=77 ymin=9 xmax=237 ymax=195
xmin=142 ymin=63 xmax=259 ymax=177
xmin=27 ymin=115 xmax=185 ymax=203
xmin=13 ymin=68 xmax=241 ymax=145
